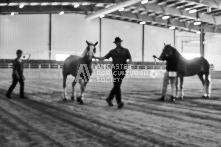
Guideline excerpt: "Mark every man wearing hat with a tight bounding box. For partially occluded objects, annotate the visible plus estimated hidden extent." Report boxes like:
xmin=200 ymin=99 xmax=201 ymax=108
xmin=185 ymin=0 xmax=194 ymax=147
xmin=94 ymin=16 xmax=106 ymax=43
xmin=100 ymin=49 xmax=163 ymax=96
xmin=6 ymin=49 xmax=27 ymax=99
xmin=95 ymin=37 xmax=132 ymax=109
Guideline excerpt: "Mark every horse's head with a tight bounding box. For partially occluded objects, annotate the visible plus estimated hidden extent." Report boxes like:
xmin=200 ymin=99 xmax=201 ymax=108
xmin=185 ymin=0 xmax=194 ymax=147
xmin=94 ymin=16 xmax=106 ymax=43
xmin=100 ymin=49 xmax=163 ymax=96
xmin=159 ymin=43 xmax=176 ymax=60
xmin=84 ymin=41 xmax=98 ymax=60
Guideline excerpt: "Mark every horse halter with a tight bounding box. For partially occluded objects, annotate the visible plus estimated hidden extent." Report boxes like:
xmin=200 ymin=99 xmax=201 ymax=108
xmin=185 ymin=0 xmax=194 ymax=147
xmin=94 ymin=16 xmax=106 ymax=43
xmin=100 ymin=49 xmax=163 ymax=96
xmin=85 ymin=41 xmax=98 ymax=59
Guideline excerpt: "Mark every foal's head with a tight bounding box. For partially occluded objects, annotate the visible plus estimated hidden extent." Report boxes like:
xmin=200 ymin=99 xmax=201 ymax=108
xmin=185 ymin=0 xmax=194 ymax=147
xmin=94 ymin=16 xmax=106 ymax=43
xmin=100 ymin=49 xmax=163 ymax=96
xmin=159 ymin=44 xmax=177 ymax=60
xmin=83 ymin=41 xmax=98 ymax=60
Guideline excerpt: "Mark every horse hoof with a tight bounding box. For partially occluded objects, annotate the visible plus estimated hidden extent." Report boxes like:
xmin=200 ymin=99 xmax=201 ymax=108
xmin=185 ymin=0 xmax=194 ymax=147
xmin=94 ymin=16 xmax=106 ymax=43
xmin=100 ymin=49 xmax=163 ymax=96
xmin=71 ymin=96 xmax=75 ymax=101
xmin=202 ymin=95 xmax=207 ymax=98
xmin=170 ymin=96 xmax=176 ymax=102
xmin=77 ymin=97 xmax=84 ymax=104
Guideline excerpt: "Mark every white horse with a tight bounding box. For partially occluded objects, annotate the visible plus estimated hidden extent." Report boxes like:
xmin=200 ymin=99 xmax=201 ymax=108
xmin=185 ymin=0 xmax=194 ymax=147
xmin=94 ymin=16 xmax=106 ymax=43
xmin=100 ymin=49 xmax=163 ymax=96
xmin=62 ymin=41 xmax=98 ymax=104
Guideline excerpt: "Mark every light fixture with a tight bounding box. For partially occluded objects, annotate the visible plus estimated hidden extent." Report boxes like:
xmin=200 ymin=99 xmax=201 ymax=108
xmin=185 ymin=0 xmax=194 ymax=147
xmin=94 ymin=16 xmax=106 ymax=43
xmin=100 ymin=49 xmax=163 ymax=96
xmin=139 ymin=21 xmax=146 ymax=25
xmin=194 ymin=21 xmax=201 ymax=25
xmin=99 ymin=14 xmax=105 ymax=18
xmin=196 ymin=31 xmax=201 ymax=34
xmin=30 ymin=3 xmax=40 ymax=6
xmin=19 ymin=3 xmax=24 ymax=8
xmin=141 ymin=0 xmax=149 ymax=4
xmin=162 ymin=15 xmax=170 ymax=20
xmin=8 ymin=3 xmax=18 ymax=6
xmin=11 ymin=12 xmax=15 ymax=16
xmin=59 ymin=11 xmax=64 ymax=15
xmin=62 ymin=2 xmax=70 ymax=6
xmin=52 ymin=2 xmax=60 ymax=6
xmin=73 ymin=3 xmax=80 ymax=8
xmin=118 ymin=8 xmax=125 ymax=12
xmin=184 ymin=8 xmax=191 ymax=11
xmin=0 ymin=3 xmax=7 ymax=6
xmin=41 ymin=2 xmax=50 ymax=6
xmin=189 ymin=9 xmax=197 ymax=14
xmin=169 ymin=26 xmax=175 ymax=30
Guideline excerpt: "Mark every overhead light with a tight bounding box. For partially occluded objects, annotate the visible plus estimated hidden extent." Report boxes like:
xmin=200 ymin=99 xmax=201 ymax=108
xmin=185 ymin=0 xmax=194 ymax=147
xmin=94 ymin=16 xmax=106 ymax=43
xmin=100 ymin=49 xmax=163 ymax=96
xmin=169 ymin=26 xmax=175 ymax=30
xmin=73 ymin=3 xmax=80 ymax=8
xmin=52 ymin=2 xmax=60 ymax=6
xmin=11 ymin=12 xmax=15 ymax=16
xmin=59 ymin=11 xmax=64 ymax=15
xmin=194 ymin=21 xmax=201 ymax=25
xmin=118 ymin=8 xmax=125 ymax=12
xmin=139 ymin=21 xmax=146 ymax=25
xmin=99 ymin=14 xmax=105 ymax=18
xmin=82 ymin=2 xmax=90 ymax=6
xmin=196 ymin=31 xmax=201 ymax=34
xmin=19 ymin=3 xmax=24 ymax=8
xmin=0 ymin=3 xmax=7 ymax=6
xmin=162 ymin=15 xmax=170 ymax=20
xmin=141 ymin=0 xmax=149 ymax=4
xmin=41 ymin=2 xmax=50 ymax=6
xmin=30 ymin=3 xmax=40 ymax=6
xmin=189 ymin=9 xmax=197 ymax=14
xmin=62 ymin=2 xmax=70 ymax=6
xmin=184 ymin=8 xmax=191 ymax=11
xmin=8 ymin=3 xmax=18 ymax=6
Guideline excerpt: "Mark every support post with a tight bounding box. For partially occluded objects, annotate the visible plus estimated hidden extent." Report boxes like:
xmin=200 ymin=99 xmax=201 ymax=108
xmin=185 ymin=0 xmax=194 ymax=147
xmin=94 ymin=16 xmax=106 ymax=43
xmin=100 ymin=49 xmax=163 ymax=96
xmin=200 ymin=25 xmax=205 ymax=57
xmin=142 ymin=24 xmax=144 ymax=62
xmin=99 ymin=18 xmax=102 ymax=57
xmin=49 ymin=13 xmax=52 ymax=60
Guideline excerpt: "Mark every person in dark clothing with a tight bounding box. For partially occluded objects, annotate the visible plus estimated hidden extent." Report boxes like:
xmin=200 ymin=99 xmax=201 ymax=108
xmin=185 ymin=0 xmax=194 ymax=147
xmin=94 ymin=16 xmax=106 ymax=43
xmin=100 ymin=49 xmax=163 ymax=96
xmin=95 ymin=37 xmax=132 ymax=109
xmin=6 ymin=49 xmax=27 ymax=99
xmin=153 ymin=52 xmax=178 ymax=102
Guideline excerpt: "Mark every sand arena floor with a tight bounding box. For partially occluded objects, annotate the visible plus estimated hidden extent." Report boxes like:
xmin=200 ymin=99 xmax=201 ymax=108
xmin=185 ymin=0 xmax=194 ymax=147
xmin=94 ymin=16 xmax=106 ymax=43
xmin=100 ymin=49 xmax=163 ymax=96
xmin=0 ymin=76 xmax=221 ymax=147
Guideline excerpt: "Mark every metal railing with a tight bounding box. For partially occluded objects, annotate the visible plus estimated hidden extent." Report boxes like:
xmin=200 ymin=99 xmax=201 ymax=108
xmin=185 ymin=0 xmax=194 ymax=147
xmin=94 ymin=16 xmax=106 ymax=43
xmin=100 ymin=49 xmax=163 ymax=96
xmin=0 ymin=63 xmax=166 ymax=70
xmin=0 ymin=63 xmax=216 ymax=71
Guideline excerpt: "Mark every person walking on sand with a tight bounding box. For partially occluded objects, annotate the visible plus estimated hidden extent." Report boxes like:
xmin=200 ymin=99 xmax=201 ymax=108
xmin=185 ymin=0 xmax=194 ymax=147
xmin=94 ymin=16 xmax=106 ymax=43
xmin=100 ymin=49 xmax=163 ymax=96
xmin=6 ymin=49 xmax=27 ymax=99
xmin=95 ymin=37 xmax=132 ymax=109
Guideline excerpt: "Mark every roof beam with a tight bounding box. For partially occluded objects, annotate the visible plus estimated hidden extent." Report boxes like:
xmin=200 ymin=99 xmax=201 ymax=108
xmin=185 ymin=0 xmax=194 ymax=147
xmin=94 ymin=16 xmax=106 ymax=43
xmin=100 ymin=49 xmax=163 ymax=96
xmin=106 ymin=10 xmax=221 ymax=33
xmin=0 ymin=0 xmax=113 ymax=3
xmin=184 ymin=0 xmax=221 ymax=9
xmin=0 ymin=5 xmax=92 ymax=14
xmin=85 ymin=0 xmax=144 ymax=20
xmin=135 ymin=3 xmax=218 ymax=25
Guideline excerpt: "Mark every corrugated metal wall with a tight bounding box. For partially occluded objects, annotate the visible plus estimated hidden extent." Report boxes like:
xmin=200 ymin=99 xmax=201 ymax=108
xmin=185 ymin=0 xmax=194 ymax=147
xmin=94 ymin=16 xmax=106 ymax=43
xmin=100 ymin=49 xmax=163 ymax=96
xmin=1 ymin=13 xmax=211 ymax=64
xmin=101 ymin=18 xmax=142 ymax=61
xmin=144 ymin=25 xmax=174 ymax=62
xmin=205 ymin=33 xmax=221 ymax=70
xmin=51 ymin=13 xmax=99 ymax=60
xmin=0 ymin=14 xmax=49 ymax=59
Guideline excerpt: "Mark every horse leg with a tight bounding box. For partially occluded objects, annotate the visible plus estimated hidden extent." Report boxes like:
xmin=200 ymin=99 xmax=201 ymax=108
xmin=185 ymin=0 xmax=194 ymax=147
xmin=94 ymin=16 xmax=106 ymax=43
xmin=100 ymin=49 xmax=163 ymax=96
xmin=77 ymin=79 xmax=85 ymax=104
xmin=205 ymin=74 xmax=211 ymax=98
xmin=63 ymin=74 xmax=67 ymax=101
xmin=170 ymin=77 xmax=176 ymax=102
xmin=71 ymin=79 xmax=76 ymax=101
xmin=175 ymin=77 xmax=179 ymax=98
xmin=198 ymin=73 xmax=206 ymax=98
xmin=179 ymin=76 xmax=184 ymax=99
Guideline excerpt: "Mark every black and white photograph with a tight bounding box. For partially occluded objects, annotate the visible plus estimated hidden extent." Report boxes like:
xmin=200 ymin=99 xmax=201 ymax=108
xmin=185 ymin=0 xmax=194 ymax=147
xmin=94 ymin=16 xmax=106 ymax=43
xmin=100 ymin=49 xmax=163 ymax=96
xmin=0 ymin=0 xmax=221 ymax=146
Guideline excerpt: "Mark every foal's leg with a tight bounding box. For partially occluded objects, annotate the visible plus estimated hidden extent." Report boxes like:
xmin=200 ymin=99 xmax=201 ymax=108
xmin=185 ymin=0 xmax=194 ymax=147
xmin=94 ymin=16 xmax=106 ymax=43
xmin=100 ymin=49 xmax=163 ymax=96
xmin=175 ymin=77 xmax=179 ymax=98
xmin=71 ymin=79 xmax=76 ymax=101
xmin=198 ymin=74 xmax=206 ymax=97
xmin=63 ymin=75 xmax=68 ymax=101
xmin=77 ymin=79 xmax=85 ymax=104
xmin=170 ymin=77 xmax=176 ymax=102
xmin=179 ymin=76 xmax=184 ymax=99
xmin=204 ymin=74 xmax=211 ymax=98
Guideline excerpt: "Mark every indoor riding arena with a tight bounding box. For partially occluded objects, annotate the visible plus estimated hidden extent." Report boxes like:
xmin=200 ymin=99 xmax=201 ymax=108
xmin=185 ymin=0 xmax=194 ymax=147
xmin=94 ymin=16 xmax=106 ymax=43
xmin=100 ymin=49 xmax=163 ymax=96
xmin=1 ymin=0 xmax=221 ymax=147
